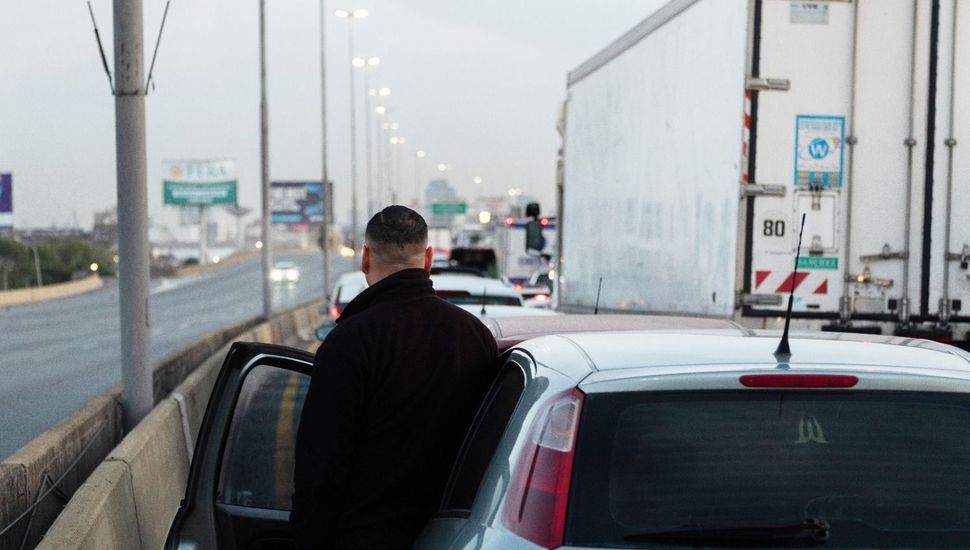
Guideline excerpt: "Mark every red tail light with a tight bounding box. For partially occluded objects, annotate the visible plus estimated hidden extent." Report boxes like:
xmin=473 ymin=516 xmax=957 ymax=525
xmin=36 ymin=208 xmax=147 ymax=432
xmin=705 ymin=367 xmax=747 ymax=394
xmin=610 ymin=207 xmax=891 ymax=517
xmin=532 ymin=293 xmax=549 ymax=302
xmin=740 ymin=374 xmax=859 ymax=388
xmin=503 ymin=388 xmax=584 ymax=548
xmin=329 ymin=304 xmax=340 ymax=320
xmin=514 ymin=283 xmax=524 ymax=290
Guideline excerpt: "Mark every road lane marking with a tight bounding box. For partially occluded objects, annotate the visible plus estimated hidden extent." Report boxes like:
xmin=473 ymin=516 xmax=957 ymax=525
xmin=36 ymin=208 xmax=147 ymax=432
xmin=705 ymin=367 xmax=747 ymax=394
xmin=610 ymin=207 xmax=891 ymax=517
xmin=275 ymin=371 xmax=302 ymax=504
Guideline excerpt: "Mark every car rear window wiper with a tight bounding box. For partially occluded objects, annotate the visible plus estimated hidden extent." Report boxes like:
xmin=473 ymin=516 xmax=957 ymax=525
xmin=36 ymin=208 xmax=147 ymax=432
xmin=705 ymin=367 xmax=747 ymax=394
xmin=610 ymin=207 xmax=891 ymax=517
xmin=623 ymin=518 xmax=830 ymax=547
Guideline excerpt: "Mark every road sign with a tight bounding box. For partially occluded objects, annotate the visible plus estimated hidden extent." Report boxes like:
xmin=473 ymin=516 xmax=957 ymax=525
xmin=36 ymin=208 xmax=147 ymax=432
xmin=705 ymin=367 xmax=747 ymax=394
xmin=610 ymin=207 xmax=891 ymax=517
xmin=162 ymin=159 xmax=238 ymax=206
xmin=0 ymin=173 xmax=11 ymax=229
xmin=271 ymin=181 xmax=324 ymax=224
xmin=431 ymin=202 xmax=467 ymax=216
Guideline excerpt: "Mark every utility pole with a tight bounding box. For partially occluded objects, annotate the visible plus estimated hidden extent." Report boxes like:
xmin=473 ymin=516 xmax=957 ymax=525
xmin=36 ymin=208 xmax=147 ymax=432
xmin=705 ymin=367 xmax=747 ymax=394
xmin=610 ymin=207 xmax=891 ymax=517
xmin=114 ymin=0 xmax=152 ymax=430
xmin=348 ymin=25 xmax=359 ymax=252
xmin=259 ymin=0 xmax=273 ymax=320
xmin=320 ymin=0 xmax=332 ymax=295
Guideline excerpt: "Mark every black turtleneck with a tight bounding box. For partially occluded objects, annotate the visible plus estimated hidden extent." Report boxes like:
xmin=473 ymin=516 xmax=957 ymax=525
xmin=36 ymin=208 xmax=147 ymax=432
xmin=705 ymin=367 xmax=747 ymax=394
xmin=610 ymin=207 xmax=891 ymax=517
xmin=292 ymin=268 xmax=498 ymax=549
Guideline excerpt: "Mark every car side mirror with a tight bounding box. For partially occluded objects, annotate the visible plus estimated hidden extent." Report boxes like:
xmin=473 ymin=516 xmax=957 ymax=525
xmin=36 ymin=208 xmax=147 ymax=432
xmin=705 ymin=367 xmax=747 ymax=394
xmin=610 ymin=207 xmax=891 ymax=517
xmin=315 ymin=321 xmax=335 ymax=342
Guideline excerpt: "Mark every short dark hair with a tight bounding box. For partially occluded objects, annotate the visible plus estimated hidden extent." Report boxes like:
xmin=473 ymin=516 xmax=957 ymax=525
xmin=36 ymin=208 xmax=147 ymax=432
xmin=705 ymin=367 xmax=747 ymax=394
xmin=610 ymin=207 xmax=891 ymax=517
xmin=364 ymin=205 xmax=428 ymax=264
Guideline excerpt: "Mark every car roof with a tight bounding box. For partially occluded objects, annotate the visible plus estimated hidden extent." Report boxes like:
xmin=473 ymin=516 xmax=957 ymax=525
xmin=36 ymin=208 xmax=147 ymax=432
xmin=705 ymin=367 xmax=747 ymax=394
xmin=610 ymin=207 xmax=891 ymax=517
xmin=457 ymin=304 xmax=559 ymax=319
xmin=510 ymin=328 xmax=970 ymax=384
xmin=483 ymin=313 xmax=740 ymax=340
xmin=430 ymin=274 xmax=519 ymax=296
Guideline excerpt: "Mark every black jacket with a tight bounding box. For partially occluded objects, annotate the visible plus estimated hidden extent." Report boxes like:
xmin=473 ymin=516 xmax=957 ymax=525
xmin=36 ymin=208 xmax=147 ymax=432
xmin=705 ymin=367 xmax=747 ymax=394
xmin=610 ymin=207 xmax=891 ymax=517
xmin=292 ymin=268 xmax=498 ymax=549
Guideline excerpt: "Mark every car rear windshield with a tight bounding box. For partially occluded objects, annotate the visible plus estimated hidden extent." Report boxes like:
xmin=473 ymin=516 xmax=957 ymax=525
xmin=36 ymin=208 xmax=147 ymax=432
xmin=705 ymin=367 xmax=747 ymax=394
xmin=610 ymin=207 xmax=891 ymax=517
xmin=566 ymin=390 xmax=970 ymax=548
xmin=440 ymin=295 xmax=520 ymax=306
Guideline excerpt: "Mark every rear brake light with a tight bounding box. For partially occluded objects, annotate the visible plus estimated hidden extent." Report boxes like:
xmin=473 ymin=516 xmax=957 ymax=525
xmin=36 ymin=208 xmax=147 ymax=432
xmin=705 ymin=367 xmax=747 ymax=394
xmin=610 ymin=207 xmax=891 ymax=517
xmin=503 ymin=388 xmax=584 ymax=548
xmin=514 ymin=283 xmax=524 ymax=290
xmin=533 ymin=294 xmax=549 ymax=302
xmin=329 ymin=304 xmax=340 ymax=320
xmin=740 ymin=374 xmax=859 ymax=388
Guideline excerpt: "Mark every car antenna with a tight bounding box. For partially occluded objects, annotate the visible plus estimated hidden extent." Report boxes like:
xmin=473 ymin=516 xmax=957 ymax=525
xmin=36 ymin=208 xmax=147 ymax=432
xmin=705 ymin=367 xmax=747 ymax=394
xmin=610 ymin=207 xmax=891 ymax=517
xmin=594 ymin=277 xmax=603 ymax=315
xmin=774 ymin=213 xmax=807 ymax=362
xmin=480 ymin=288 xmax=487 ymax=316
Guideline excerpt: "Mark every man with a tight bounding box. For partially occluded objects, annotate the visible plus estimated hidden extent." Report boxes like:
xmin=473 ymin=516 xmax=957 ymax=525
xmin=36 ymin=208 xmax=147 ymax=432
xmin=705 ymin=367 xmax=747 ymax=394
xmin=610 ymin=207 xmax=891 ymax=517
xmin=292 ymin=205 xmax=498 ymax=549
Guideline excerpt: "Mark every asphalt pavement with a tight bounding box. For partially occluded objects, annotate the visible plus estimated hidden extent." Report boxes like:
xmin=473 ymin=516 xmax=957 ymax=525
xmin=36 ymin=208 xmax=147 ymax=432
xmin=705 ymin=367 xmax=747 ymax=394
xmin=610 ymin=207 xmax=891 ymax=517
xmin=0 ymin=251 xmax=354 ymax=459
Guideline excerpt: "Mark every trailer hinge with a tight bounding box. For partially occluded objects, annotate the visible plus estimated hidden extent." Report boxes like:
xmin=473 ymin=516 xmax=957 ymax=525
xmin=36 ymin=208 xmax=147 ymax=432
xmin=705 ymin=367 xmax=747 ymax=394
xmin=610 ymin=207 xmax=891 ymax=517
xmin=745 ymin=77 xmax=791 ymax=92
xmin=741 ymin=183 xmax=787 ymax=198
xmin=739 ymin=293 xmax=784 ymax=307
xmin=946 ymin=244 xmax=970 ymax=268
xmin=859 ymin=243 xmax=909 ymax=262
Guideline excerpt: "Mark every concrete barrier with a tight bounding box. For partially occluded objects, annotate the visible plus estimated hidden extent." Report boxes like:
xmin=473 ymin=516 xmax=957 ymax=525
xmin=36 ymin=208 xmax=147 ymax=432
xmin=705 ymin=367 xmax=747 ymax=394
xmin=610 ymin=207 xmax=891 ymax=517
xmin=0 ymin=275 xmax=103 ymax=307
xmin=32 ymin=300 xmax=324 ymax=550
xmin=0 ymin=390 xmax=122 ymax=549
xmin=32 ymin=461 xmax=139 ymax=550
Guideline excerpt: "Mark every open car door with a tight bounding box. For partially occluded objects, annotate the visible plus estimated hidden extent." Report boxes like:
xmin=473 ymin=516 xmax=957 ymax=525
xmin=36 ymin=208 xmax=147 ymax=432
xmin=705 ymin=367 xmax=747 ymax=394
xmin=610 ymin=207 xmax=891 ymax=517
xmin=166 ymin=342 xmax=314 ymax=550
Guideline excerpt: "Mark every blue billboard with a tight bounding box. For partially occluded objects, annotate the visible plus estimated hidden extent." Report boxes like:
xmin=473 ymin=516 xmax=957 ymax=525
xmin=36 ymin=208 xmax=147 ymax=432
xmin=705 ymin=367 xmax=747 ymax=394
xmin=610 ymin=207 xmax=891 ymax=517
xmin=0 ymin=173 xmax=11 ymax=229
xmin=270 ymin=181 xmax=324 ymax=224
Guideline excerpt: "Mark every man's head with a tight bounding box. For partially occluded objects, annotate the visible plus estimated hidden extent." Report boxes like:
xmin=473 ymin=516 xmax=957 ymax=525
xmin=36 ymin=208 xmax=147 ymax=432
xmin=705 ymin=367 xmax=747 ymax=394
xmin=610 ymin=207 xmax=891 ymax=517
xmin=361 ymin=205 xmax=432 ymax=285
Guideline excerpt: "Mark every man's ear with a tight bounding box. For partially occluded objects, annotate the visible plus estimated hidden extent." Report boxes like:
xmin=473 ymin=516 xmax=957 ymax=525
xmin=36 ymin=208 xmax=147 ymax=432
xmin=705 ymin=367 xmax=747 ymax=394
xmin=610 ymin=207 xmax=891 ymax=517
xmin=423 ymin=246 xmax=433 ymax=272
xmin=361 ymin=245 xmax=371 ymax=274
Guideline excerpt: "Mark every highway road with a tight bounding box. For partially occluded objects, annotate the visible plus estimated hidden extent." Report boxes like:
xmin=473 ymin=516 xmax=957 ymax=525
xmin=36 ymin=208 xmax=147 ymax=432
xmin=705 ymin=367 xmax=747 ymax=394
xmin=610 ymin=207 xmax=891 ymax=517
xmin=0 ymin=252 xmax=354 ymax=460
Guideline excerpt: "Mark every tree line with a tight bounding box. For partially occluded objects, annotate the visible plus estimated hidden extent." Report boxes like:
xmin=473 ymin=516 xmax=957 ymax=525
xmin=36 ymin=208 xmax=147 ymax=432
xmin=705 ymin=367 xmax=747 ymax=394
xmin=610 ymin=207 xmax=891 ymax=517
xmin=0 ymin=238 xmax=116 ymax=290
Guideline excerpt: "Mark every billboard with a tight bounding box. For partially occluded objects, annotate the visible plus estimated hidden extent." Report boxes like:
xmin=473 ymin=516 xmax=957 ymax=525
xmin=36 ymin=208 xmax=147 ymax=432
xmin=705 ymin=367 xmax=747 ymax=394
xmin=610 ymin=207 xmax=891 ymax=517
xmin=163 ymin=159 xmax=237 ymax=206
xmin=271 ymin=181 xmax=324 ymax=224
xmin=0 ymin=173 xmax=11 ymax=229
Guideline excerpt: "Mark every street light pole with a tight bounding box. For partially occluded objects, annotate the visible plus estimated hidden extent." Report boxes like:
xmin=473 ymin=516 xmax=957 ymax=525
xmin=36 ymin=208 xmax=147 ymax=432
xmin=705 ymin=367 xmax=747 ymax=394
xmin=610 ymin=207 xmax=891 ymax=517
xmin=30 ymin=245 xmax=43 ymax=287
xmin=259 ymin=0 xmax=273 ymax=320
xmin=414 ymin=149 xmax=426 ymax=208
xmin=113 ymin=0 xmax=152 ymax=430
xmin=356 ymin=58 xmax=380 ymax=217
xmin=319 ymin=0 xmax=332 ymax=294
xmin=336 ymin=8 xmax=368 ymax=253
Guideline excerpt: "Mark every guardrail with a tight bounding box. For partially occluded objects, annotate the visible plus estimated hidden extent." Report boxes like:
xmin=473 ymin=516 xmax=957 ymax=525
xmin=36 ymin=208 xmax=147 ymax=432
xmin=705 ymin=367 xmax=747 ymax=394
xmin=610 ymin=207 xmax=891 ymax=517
xmin=0 ymin=300 xmax=323 ymax=550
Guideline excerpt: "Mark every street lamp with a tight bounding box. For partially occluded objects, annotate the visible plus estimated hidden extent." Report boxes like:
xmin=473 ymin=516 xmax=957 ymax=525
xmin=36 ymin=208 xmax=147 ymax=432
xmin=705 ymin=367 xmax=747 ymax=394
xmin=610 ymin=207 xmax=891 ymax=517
xmin=388 ymin=135 xmax=406 ymax=203
xmin=353 ymin=57 xmax=380 ymax=216
xmin=335 ymin=7 xmax=368 ymax=251
xmin=414 ymin=150 xmax=427 ymax=207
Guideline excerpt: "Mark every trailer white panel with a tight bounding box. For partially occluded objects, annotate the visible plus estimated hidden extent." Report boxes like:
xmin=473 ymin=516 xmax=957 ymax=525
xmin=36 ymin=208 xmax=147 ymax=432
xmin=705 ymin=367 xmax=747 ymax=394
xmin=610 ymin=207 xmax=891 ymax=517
xmin=561 ymin=0 xmax=747 ymax=315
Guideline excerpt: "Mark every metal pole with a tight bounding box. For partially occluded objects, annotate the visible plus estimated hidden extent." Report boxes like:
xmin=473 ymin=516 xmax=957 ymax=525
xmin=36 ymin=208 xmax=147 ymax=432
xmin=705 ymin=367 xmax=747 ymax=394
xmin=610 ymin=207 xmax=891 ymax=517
xmin=414 ymin=155 xmax=421 ymax=207
xmin=348 ymin=23 xmax=360 ymax=252
xmin=320 ymin=0 xmax=332 ymax=295
xmin=113 ymin=0 xmax=152 ymax=430
xmin=392 ymin=142 xmax=401 ymax=204
xmin=364 ymin=72 xmax=374 ymax=217
xmin=260 ymin=0 xmax=273 ymax=320
xmin=198 ymin=205 xmax=207 ymax=264
xmin=376 ymin=117 xmax=385 ymax=207
xmin=31 ymin=246 xmax=43 ymax=286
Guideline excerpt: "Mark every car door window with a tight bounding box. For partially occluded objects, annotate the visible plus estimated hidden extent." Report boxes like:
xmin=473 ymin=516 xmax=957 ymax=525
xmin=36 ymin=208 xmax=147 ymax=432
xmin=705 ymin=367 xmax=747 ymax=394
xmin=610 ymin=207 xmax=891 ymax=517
xmin=440 ymin=360 xmax=527 ymax=512
xmin=217 ymin=363 xmax=310 ymax=510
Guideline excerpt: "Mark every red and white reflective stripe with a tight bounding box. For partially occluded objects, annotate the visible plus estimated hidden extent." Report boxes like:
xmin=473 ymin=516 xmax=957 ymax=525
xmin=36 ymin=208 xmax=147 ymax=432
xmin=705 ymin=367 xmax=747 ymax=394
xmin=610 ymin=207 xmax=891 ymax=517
xmin=741 ymin=91 xmax=752 ymax=183
xmin=754 ymin=270 xmax=829 ymax=295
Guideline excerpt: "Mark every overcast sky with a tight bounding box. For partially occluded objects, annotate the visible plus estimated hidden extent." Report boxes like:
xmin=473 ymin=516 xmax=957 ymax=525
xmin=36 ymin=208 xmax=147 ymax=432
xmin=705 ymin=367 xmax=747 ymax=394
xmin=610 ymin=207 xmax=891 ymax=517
xmin=1 ymin=0 xmax=666 ymax=230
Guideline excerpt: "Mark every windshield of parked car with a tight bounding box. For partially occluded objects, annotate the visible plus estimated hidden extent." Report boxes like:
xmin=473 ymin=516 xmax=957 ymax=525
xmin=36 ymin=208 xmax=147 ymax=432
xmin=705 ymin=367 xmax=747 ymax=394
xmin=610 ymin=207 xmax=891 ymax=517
xmin=438 ymin=294 xmax=521 ymax=307
xmin=567 ymin=390 xmax=970 ymax=547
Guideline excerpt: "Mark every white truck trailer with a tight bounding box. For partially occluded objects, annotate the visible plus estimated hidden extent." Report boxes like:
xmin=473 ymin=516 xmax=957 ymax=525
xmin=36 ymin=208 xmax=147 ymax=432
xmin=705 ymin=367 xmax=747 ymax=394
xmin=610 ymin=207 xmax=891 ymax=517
xmin=558 ymin=0 xmax=970 ymax=346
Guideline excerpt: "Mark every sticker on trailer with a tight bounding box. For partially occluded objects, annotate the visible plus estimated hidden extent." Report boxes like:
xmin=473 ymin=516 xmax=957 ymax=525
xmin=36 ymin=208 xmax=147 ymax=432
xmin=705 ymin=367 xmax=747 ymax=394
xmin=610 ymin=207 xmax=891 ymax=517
xmin=794 ymin=115 xmax=845 ymax=188
xmin=790 ymin=2 xmax=830 ymax=25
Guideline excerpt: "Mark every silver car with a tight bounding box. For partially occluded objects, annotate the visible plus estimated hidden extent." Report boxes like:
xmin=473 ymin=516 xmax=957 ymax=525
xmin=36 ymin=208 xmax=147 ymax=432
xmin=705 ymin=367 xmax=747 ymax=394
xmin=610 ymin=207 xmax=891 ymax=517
xmin=167 ymin=315 xmax=970 ymax=548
